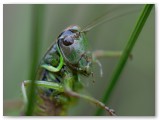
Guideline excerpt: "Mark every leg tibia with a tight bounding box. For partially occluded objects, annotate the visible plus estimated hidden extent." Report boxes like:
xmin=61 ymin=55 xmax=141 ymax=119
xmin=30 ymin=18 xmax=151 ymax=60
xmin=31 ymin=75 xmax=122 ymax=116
xmin=64 ymin=89 xmax=116 ymax=116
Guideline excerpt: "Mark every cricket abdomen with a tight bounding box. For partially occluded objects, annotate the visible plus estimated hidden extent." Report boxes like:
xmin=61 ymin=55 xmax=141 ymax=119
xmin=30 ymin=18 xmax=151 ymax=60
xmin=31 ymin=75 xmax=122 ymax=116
xmin=34 ymin=69 xmax=72 ymax=115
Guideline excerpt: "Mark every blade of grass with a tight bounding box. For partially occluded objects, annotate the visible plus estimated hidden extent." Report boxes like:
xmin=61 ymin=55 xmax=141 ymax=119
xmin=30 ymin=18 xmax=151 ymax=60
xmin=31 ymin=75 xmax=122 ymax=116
xmin=95 ymin=4 xmax=154 ymax=115
xmin=25 ymin=5 xmax=46 ymax=115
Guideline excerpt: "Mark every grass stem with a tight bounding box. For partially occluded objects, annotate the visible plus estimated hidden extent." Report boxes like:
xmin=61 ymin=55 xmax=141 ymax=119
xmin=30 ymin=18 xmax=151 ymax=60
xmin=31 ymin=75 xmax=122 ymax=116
xmin=95 ymin=4 xmax=154 ymax=116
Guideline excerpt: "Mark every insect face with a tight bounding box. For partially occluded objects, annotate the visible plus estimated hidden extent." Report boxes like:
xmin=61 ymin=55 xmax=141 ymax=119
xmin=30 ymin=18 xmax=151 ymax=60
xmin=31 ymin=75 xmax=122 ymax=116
xmin=58 ymin=25 xmax=92 ymax=76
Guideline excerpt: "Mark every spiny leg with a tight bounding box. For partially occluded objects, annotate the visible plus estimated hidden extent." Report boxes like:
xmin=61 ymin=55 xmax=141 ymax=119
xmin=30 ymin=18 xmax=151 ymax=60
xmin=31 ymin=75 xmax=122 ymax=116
xmin=64 ymin=88 xmax=116 ymax=116
xmin=64 ymin=76 xmax=116 ymax=116
xmin=22 ymin=80 xmax=116 ymax=115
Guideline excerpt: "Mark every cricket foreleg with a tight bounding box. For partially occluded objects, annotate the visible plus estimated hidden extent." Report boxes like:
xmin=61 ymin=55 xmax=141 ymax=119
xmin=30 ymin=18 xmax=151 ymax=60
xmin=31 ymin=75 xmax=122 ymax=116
xmin=91 ymin=50 xmax=132 ymax=77
xmin=41 ymin=56 xmax=63 ymax=72
xmin=93 ymin=50 xmax=132 ymax=59
xmin=41 ymin=45 xmax=64 ymax=72
xmin=64 ymin=88 xmax=116 ymax=116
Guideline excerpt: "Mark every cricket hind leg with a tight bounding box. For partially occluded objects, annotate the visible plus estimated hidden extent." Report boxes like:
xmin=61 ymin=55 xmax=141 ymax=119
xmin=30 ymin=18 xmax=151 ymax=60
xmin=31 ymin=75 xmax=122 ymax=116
xmin=21 ymin=81 xmax=28 ymax=105
xmin=64 ymin=88 xmax=116 ymax=116
xmin=21 ymin=80 xmax=65 ymax=115
xmin=21 ymin=80 xmax=64 ymax=105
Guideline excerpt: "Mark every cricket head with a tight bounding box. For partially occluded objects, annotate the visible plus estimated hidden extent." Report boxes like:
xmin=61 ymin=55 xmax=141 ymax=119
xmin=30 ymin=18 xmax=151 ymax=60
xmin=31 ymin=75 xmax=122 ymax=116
xmin=57 ymin=25 xmax=92 ymax=76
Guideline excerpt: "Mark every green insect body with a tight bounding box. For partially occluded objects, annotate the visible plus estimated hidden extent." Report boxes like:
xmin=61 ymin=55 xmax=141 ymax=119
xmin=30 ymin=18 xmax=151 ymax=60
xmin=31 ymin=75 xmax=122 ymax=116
xmin=35 ymin=25 xmax=92 ymax=115
xmin=20 ymin=5 xmax=142 ymax=116
xmin=22 ymin=25 xmax=116 ymax=116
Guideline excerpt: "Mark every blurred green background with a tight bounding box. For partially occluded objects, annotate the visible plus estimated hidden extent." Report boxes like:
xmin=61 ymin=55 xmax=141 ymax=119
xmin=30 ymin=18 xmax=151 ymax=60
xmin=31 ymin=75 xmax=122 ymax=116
xmin=3 ymin=4 xmax=155 ymax=116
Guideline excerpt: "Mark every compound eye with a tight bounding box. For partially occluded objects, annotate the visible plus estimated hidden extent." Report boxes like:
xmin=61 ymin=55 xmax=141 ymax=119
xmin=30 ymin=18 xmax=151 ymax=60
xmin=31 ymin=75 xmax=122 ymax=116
xmin=62 ymin=37 xmax=74 ymax=46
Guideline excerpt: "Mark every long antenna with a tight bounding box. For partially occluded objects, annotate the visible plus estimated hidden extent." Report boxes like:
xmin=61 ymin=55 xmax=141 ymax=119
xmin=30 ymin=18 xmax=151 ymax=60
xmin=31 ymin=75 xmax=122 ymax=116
xmin=81 ymin=5 xmax=141 ymax=33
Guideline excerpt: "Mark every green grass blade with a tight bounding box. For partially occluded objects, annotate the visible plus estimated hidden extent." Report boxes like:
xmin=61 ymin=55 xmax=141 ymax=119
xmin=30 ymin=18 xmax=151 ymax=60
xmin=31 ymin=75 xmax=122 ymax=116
xmin=95 ymin=4 xmax=154 ymax=116
xmin=25 ymin=5 xmax=46 ymax=115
